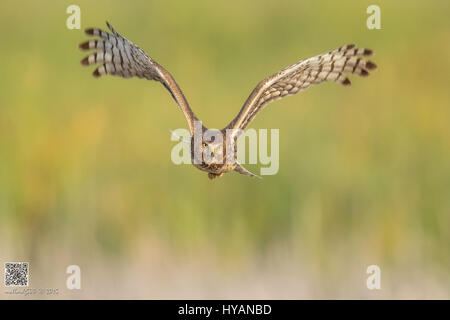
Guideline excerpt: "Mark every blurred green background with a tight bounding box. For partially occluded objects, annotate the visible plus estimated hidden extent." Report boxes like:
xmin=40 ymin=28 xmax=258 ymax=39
xmin=0 ymin=0 xmax=449 ymax=298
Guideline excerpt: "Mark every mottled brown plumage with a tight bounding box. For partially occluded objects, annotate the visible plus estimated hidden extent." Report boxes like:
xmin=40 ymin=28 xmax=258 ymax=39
xmin=79 ymin=22 xmax=377 ymax=179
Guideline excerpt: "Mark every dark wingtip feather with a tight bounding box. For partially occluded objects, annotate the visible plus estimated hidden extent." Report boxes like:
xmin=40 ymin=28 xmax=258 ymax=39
xmin=363 ymin=49 xmax=373 ymax=56
xmin=342 ymin=78 xmax=351 ymax=86
xmin=92 ymin=69 xmax=101 ymax=78
xmin=78 ymin=41 xmax=89 ymax=50
xmin=360 ymin=69 xmax=369 ymax=77
xmin=85 ymin=28 xmax=95 ymax=35
xmin=366 ymin=61 xmax=377 ymax=70
xmin=347 ymin=44 xmax=356 ymax=49
xmin=80 ymin=56 xmax=89 ymax=66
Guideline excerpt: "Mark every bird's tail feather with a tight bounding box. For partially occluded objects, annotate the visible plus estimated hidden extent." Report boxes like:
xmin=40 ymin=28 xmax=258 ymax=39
xmin=234 ymin=163 xmax=262 ymax=179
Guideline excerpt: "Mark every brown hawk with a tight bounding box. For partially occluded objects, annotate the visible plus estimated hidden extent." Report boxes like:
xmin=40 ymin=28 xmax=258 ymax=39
xmin=79 ymin=22 xmax=377 ymax=179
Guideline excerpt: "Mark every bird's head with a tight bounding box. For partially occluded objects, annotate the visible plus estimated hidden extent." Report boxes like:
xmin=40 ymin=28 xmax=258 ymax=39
xmin=200 ymin=136 xmax=224 ymax=165
xmin=189 ymin=128 xmax=225 ymax=166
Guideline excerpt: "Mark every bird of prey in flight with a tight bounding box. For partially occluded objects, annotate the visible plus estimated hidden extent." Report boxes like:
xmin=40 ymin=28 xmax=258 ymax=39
xmin=79 ymin=22 xmax=377 ymax=179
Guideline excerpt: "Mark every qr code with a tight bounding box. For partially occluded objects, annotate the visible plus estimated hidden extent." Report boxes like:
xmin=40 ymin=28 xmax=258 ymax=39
xmin=5 ymin=262 xmax=29 ymax=286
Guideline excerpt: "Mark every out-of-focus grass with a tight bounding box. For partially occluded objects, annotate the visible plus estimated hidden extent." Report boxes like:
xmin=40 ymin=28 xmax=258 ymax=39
xmin=0 ymin=0 xmax=449 ymax=298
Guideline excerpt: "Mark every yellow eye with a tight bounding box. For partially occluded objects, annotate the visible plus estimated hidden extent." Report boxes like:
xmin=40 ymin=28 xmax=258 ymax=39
xmin=202 ymin=143 xmax=207 ymax=148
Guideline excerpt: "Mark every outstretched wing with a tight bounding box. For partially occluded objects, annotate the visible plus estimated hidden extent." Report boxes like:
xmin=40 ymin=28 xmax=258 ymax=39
xmin=226 ymin=44 xmax=377 ymax=132
xmin=79 ymin=22 xmax=198 ymax=134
